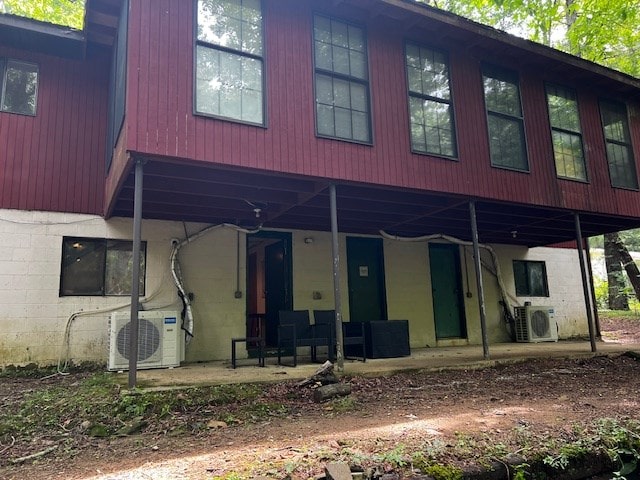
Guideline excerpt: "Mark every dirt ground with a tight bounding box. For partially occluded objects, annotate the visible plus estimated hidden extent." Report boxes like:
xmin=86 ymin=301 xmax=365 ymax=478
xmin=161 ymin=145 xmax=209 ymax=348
xmin=2 ymin=315 xmax=640 ymax=480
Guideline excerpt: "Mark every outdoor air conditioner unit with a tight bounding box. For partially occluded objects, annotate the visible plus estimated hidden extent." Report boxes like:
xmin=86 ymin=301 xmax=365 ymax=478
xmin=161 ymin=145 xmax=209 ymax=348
xmin=514 ymin=306 xmax=558 ymax=343
xmin=108 ymin=311 xmax=183 ymax=371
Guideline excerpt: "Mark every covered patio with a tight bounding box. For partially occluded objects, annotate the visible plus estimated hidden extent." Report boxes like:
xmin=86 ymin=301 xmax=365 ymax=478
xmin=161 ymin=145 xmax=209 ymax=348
xmin=107 ymin=157 xmax=640 ymax=387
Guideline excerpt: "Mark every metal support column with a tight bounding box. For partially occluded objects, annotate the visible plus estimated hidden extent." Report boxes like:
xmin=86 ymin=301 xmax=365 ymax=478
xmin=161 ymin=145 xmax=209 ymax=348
xmin=574 ymin=213 xmax=597 ymax=352
xmin=128 ymin=159 xmax=144 ymax=389
xmin=584 ymin=237 xmax=601 ymax=338
xmin=330 ymin=184 xmax=344 ymax=371
xmin=469 ymin=201 xmax=490 ymax=359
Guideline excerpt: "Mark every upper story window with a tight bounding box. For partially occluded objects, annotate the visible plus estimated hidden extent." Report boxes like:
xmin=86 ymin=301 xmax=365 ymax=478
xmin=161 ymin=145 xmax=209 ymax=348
xmin=1 ymin=59 xmax=38 ymax=116
xmin=313 ymin=15 xmax=371 ymax=143
xmin=405 ymin=43 xmax=456 ymax=158
xmin=60 ymin=237 xmax=147 ymax=296
xmin=106 ymin=0 xmax=128 ymax=173
xmin=482 ymin=65 xmax=528 ymax=171
xmin=195 ymin=0 xmax=264 ymax=125
xmin=599 ymin=100 xmax=638 ymax=190
xmin=545 ymin=84 xmax=586 ymax=181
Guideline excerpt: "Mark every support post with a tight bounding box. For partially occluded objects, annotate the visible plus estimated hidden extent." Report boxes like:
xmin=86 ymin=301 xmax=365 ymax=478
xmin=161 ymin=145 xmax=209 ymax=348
xmin=574 ymin=213 xmax=597 ymax=352
xmin=329 ymin=184 xmax=344 ymax=371
xmin=469 ymin=201 xmax=489 ymax=359
xmin=584 ymin=237 xmax=601 ymax=338
xmin=128 ymin=159 xmax=144 ymax=389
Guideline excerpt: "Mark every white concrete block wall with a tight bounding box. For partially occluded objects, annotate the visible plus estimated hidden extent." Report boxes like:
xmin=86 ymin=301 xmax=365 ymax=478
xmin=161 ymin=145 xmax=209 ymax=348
xmin=494 ymin=245 xmax=589 ymax=338
xmin=0 ymin=209 xmax=189 ymax=367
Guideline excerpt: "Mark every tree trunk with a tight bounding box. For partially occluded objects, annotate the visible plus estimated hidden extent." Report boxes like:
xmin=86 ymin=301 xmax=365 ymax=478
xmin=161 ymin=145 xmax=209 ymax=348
xmin=610 ymin=232 xmax=640 ymax=302
xmin=605 ymin=233 xmax=629 ymax=310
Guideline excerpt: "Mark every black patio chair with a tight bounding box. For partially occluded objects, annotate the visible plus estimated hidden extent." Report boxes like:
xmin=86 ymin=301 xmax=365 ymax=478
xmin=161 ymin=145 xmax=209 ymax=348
xmin=277 ymin=310 xmax=331 ymax=367
xmin=313 ymin=310 xmax=366 ymax=362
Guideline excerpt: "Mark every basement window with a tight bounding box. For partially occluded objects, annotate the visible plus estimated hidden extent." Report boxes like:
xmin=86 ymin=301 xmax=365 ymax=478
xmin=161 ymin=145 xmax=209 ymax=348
xmin=513 ymin=260 xmax=549 ymax=297
xmin=60 ymin=237 xmax=147 ymax=296
xmin=0 ymin=59 xmax=38 ymax=116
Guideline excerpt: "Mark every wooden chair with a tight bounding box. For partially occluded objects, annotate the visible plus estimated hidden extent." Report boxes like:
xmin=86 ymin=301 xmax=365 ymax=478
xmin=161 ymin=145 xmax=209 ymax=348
xmin=277 ymin=310 xmax=331 ymax=367
xmin=313 ymin=310 xmax=366 ymax=362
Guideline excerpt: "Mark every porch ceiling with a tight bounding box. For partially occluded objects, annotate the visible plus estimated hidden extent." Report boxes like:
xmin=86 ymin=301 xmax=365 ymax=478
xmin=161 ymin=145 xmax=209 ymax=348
xmin=110 ymin=159 xmax=640 ymax=247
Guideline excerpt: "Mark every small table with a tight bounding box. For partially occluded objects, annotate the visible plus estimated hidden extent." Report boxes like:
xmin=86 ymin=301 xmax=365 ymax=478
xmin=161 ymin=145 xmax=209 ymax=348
xmin=231 ymin=337 xmax=265 ymax=368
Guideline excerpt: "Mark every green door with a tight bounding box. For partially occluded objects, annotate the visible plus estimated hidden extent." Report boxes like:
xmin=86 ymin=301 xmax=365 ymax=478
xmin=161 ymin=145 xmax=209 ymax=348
xmin=347 ymin=237 xmax=387 ymax=322
xmin=429 ymin=243 xmax=466 ymax=339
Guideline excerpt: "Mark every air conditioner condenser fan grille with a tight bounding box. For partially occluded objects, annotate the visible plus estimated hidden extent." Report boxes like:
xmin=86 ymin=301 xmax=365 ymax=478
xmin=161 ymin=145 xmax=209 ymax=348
xmin=530 ymin=310 xmax=550 ymax=338
xmin=116 ymin=319 xmax=161 ymax=361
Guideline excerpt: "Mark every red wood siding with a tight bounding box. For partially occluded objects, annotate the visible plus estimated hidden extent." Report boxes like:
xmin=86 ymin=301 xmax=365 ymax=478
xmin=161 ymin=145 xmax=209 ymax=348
xmin=0 ymin=46 xmax=109 ymax=215
xmin=124 ymin=0 xmax=640 ymax=219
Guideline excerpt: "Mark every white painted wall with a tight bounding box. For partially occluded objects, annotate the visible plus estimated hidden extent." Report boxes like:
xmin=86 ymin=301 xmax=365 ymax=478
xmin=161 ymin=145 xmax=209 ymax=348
xmin=0 ymin=208 xmax=591 ymax=367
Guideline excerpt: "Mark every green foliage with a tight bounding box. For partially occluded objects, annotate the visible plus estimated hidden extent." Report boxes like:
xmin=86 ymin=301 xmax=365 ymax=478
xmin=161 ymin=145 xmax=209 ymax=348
xmin=419 ymin=0 xmax=639 ymax=78
xmin=421 ymin=463 xmax=464 ymax=480
xmin=0 ymin=0 xmax=85 ymax=30
xmin=0 ymin=373 xmax=267 ymax=439
xmin=595 ymin=419 xmax=640 ymax=478
xmin=374 ymin=444 xmax=409 ymax=467
xmin=328 ymin=395 xmax=358 ymax=413
xmin=593 ymin=276 xmax=609 ymax=309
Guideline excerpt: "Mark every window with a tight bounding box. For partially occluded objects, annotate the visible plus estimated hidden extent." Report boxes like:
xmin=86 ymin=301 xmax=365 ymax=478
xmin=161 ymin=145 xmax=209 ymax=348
xmin=546 ymin=84 xmax=586 ymax=181
xmin=313 ymin=15 xmax=371 ymax=143
xmin=482 ymin=65 xmax=527 ymax=171
xmin=60 ymin=237 xmax=147 ymax=296
xmin=106 ymin=0 xmax=129 ymax=172
xmin=0 ymin=59 xmax=38 ymax=115
xmin=405 ymin=43 xmax=456 ymax=157
xmin=195 ymin=0 xmax=264 ymax=125
xmin=513 ymin=260 xmax=549 ymax=297
xmin=599 ymin=100 xmax=638 ymax=190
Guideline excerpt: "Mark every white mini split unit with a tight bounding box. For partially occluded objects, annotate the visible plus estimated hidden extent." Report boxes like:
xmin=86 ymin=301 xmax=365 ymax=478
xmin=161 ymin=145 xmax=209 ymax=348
xmin=108 ymin=311 xmax=184 ymax=371
xmin=514 ymin=306 xmax=558 ymax=343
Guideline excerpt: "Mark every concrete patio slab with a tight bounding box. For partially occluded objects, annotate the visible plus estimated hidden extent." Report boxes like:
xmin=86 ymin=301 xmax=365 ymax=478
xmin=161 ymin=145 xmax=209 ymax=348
xmin=114 ymin=340 xmax=640 ymax=389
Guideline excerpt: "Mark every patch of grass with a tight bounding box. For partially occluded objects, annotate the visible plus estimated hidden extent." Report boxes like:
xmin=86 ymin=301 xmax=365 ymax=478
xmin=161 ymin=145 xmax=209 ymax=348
xmin=420 ymin=464 xmax=463 ymax=480
xmin=328 ymin=395 xmax=358 ymax=413
xmin=598 ymin=309 xmax=640 ymax=320
xmin=0 ymin=374 xmax=270 ymax=440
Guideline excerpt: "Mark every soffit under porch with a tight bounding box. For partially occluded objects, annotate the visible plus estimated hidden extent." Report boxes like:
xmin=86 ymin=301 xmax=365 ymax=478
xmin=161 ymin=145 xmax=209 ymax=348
xmin=107 ymin=158 xmax=640 ymax=248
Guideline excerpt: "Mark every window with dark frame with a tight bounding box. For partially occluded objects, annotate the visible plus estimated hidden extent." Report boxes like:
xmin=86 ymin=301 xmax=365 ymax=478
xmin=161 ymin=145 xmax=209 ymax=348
xmin=195 ymin=0 xmax=264 ymax=125
xmin=106 ymin=0 xmax=128 ymax=173
xmin=405 ymin=43 xmax=456 ymax=158
xmin=546 ymin=84 xmax=586 ymax=181
xmin=482 ymin=65 xmax=528 ymax=171
xmin=0 ymin=58 xmax=38 ymax=116
xmin=513 ymin=260 xmax=549 ymax=297
xmin=60 ymin=237 xmax=147 ymax=296
xmin=599 ymin=99 xmax=638 ymax=190
xmin=313 ymin=14 xmax=371 ymax=143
